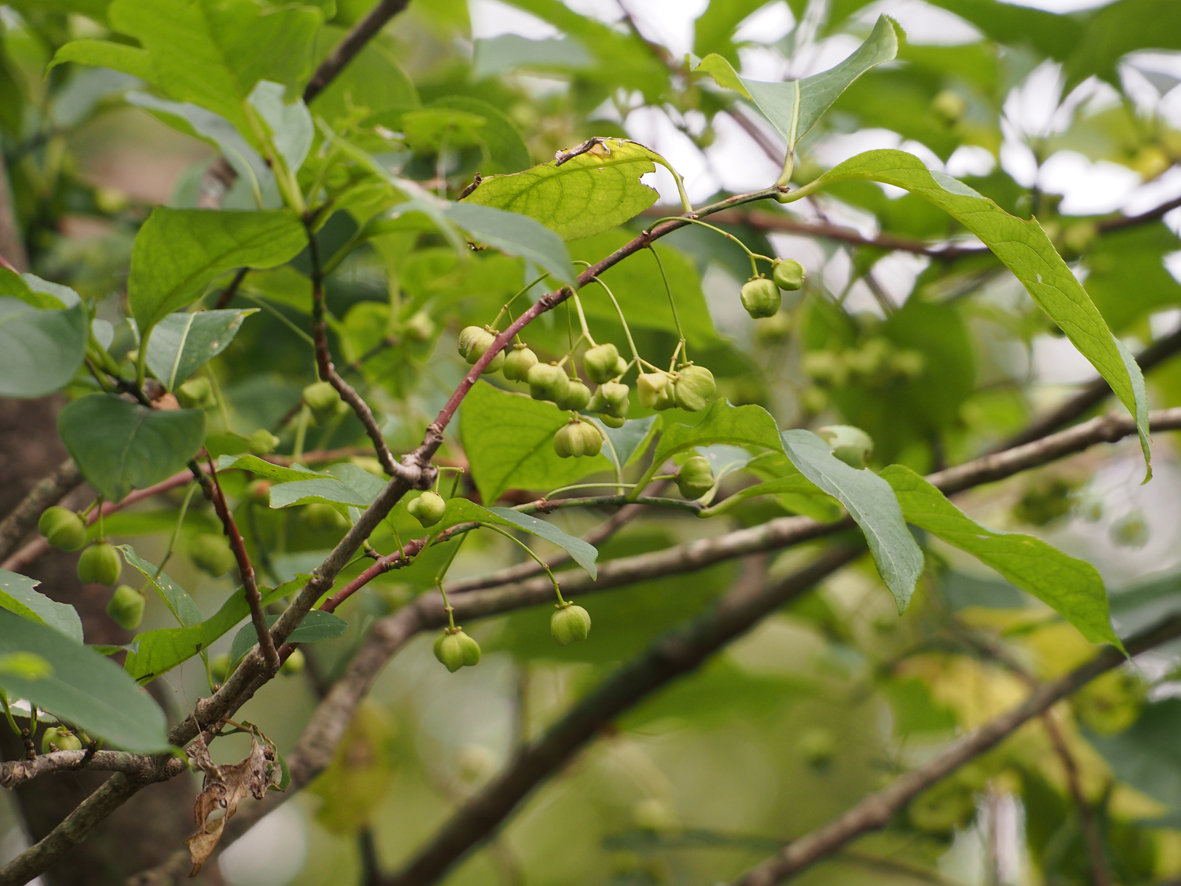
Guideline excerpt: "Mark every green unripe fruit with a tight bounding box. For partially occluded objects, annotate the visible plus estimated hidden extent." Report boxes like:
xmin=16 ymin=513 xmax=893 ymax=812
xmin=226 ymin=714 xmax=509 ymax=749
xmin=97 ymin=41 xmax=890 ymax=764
xmin=302 ymin=380 xmax=339 ymax=419
xmin=246 ymin=479 xmax=271 ymax=505
xmin=740 ymin=277 xmax=781 ymax=318
xmin=503 ymin=344 xmax=539 ymax=382
xmin=303 ymin=502 xmax=346 ymax=530
xmin=599 ymin=414 xmax=625 ymax=428
xmin=817 ymin=425 xmax=873 ymax=468
xmin=210 ymin=653 xmax=233 ymax=684
xmin=434 ymin=628 xmax=481 ymax=672
xmin=77 ymin=542 xmax=121 ymax=586
xmin=771 ymin=258 xmax=806 ymax=291
xmin=589 ymin=381 xmax=629 ymax=418
xmin=583 ymin=343 xmax=621 ymax=383
xmin=931 ymin=89 xmax=966 ymax=126
xmin=796 ymin=726 xmax=836 ymax=769
xmin=38 ymin=507 xmax=88 ymax=552
xmin=676 ymin=456 xmax=714 ymax=499
xmin=553 ymin=420 xmax=603 ymax=458
xmin=457 ymin=326 xmax=504 ymax=373
xmin=550 ymin=602 xmax=591 ymax=645
xmin=636 ymin=372 xmax=673 ymax=410
xmin=402 ymin=310 xmax=435 ymax=342
xmin=280 ymin=648 xmax=306 ymax=676
xmin=246 ymin=428 xmax=280 ymax=455
xmin=41 ymin=726 xmax=83 ymax=754
xmin=613 ymin=355 xmax=629 ymax=377
xmin=672 ymin=364 xmax=716 ymax=412
xmin=106 ymin=584 xmax=145 ymax=631
xmin=187 ymin=533 xmax=237 ymax=576
xmin=556 ymin=380 xmax=592 ymax=412
xmin=176 ymin=376 xmax=214 ymax=408
xmin=527 ymin=362 xmax=570 ymax=402
xmin=408 ymin=491 xmax=446 ymax=528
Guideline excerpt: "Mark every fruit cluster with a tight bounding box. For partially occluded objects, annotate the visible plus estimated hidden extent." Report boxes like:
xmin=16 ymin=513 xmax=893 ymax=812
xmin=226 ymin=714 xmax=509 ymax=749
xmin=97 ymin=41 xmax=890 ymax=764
xmin=739 ymin=258 xmax=806 ymax=320
xmin=457 ymin=325 xmax=719 ymax=460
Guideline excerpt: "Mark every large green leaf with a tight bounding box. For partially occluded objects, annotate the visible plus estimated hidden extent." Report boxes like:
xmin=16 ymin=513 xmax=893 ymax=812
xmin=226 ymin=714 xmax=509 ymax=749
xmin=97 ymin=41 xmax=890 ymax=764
xmin=119 ymin=546 xmax=203 ymax=627
xmin=444 ymin=203 xmax=577 ymax=287
xmin=145 ymin=308 xmax=257 ymax=389
xmin=695 ymin=16 xmax=899 ymax=150
xmin=268 ymin=464 xmax=388 ymax=509
xmin=123 ymin=582 xmax=291 ymax=683
xmin=421 ymin=498 xmax=598 ymax=579
xmin=0 ymin=570 xmax=83 ymax=642
xmin=637 ymin=400 xmax=784 ymax=489
xmin=1062 ymin=0 xmax=1181 ymax=93
xmin=0 ymin=299 xmax=87 ymax=397
xmin=461 ymin=138 xmax=660 ymax=240
xmin=128 ymin=208 xmax=305 ymax=336
xmin=459 ymin=381 xmax=611 ymax=504
xmin=881 ymin=466 xmax=1121 ymax=647
xmin=54 ymin=0 xmax=321 ymax=135
xmin=781 ymin=430 xmax=923 ymax=611
xmin=1088 ymin=699 xmax=1181 ymax=810
xmin=794 ymin=149 xmax=1151 ymax=473
xmin=58 ymin=394 xmax=205 ymax=502
xmin=0 ymin=609 xmax=170 ymax=752
xmin=227 ymin=610 xmax=348 ymax=666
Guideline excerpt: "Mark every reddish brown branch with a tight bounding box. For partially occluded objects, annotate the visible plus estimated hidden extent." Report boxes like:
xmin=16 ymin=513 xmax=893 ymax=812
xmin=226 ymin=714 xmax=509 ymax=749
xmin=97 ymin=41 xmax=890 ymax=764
xmin=204 ymin=455 xmax=278 ymax=672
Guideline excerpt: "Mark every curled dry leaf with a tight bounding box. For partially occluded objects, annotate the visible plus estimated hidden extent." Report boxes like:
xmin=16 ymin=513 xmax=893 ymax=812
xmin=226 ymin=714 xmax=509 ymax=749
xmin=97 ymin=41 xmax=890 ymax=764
xmin=185 ymin=729 xmax=282 ymax=875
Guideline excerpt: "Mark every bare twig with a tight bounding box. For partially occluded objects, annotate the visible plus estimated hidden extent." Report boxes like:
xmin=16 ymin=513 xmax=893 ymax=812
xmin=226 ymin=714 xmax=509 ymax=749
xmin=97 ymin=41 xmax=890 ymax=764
xmin=0 ymin=750 xmax=186 ymax=789
xmin=302 ymin=0 xmax=413 ymax=104
xmin=204 ymin=455 xmax=278 ymax=671
xmin=728 ymin=613 xmax=1181 ymax=886
xmin=304 ymin=215 xmax=401 ymax=477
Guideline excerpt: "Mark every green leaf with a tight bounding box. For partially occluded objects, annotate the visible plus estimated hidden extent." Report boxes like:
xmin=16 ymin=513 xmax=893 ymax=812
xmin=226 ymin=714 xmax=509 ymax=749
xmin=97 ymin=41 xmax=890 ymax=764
xmin=248 ymin=80 xmax=313 ymax=175
xmin=309 ymin=23 xmax=418 ymax=124
xmin=228 ymin=609 xmax=348 ymax=667
xmin=1062 ymin=0 xmax=1181 ymax=93
xmin=50 ymin=38 xmax=151 ymax=81
xmin=75 ymin=0 xmax=320 ymax=135
xmin=459 ymin=381 xmax=612 ymax=504
xmin=425 ymin=498 xmax=598 ymax=579
xmin=269 ymin=464 xmax=387 ymax=510
xmin=0 ymin=609 xmax=169 ymax=752
xmin=0 ymin=299 xmax=87 ymax=397
xmin=427 ymin=97 xmax=531 ymax=174
xmin=637 ymin=400 xmax=784 ymax=488
xmin=124 ymin=581 xmax=292 ymax=683
xmin=0 ymin=570 xmax=83 ymax=642
xmin=215 ymin=453 xmax=325 ymax=484
xmin=797 ymin=149 xmax=1151 ymax=475
xmin=695 ymin=16 xmax=900 ymax=149
xmin=119 ymin=546 xmax=203 ymax=627
xmin=444 ymin=202 xmax=577 ymax=287
xmin=461 ymin=137 xmax=660 ymax=240
xmin=473 ymin=34 xmax=593 ymax=79
xmin=1088 ymin=699 xmax=1181 ymax=810
xmin=781 ymin=430 xmax=923 ymax=611
xmin=487 ymin=507 xmax=598 ymax=579
xmin=145 ymin=308 xmax=257 ymax=389
xmin=128 ymin=208 xmax=306 ymax=336
xmin=58 ymin=394 xmax=205 ymax=502
xmin=881 ymin=466 xmax=1121 ymax=647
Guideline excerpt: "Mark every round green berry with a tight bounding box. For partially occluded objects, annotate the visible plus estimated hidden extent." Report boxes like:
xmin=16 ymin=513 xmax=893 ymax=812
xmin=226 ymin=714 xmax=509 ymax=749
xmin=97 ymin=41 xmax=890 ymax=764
xmin=503 ymin=344 xmax=540 ymax=382
xmin=676 ymin=455 xmax=714 ymax=499
xmin=553 ymin=419 xmax=603 ymax=458
xmin=526 ymin=362 xmax=570 ymax=402
xmin=672 ymin=364 xmax=716 ymax=412
xmin=408 ymin=491 xmax=446 ymax=527
xmin=434 ymin=628 xmax=481 ymax=672
xmin=740 ymin=277 xmax=781 ymax=318
xmin=106 ymin=584 xmax=145 ymax=631
xmin=583 ymin=343 xmax=621 ymax=383
xmin=38 ymin=506 xmax=88 ymax=552
xmin=550 ymin=602 xmax=591 ymax=645
xmin=771 ymin=258 xmax=806 ymax=291
xmin=556 ymin=380 xmax=592 ymax=412
xmin=77 ymin=542 xmax=122 ymax=586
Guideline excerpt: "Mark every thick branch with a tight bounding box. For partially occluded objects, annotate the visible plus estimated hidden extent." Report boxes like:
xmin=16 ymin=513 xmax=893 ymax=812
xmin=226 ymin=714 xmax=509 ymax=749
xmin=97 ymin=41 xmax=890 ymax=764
xmin=729 ymin=613 xmax=1181 ymax=885
xmin=0 ymin=751 xmax=186 ymax=790
xmin=386 ymin=545 xmax=863 ymax=885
